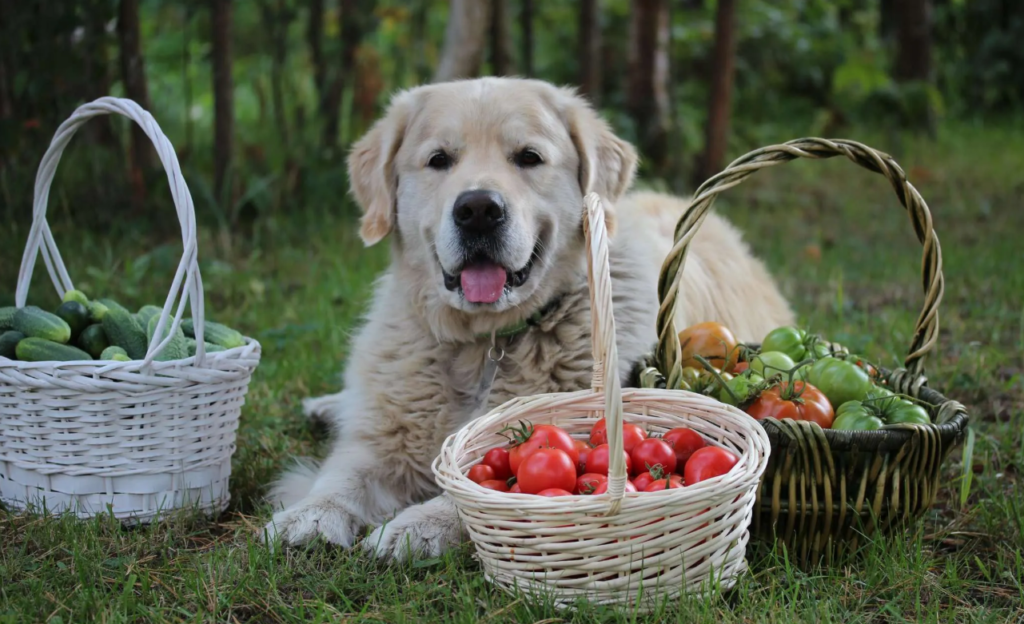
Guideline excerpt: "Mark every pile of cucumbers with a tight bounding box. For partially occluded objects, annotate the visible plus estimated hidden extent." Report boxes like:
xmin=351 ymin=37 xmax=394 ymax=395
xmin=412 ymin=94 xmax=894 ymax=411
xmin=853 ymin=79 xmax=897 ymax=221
xmin=0 ymin=290 xmax=246 ymax=362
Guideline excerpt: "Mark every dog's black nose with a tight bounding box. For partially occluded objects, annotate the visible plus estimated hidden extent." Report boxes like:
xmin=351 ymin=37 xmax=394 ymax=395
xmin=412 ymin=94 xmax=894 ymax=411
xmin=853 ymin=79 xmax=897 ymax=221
xmin=453 ymin=190 xmax=506 ymax=234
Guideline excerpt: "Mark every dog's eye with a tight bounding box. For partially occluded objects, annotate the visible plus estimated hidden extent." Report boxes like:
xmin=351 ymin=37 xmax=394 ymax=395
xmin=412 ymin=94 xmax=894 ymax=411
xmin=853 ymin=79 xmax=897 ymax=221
xmin=427 ymin=151 xmax=452 ymax=170
xmin=514 ymin=149 xmax=543 ymax=168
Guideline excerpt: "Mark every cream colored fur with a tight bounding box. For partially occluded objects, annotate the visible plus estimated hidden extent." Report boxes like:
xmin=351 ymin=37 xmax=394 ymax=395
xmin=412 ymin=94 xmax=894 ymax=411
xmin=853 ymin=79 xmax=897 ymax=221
xmin=264 ymin=78 xmax=793 ymax=558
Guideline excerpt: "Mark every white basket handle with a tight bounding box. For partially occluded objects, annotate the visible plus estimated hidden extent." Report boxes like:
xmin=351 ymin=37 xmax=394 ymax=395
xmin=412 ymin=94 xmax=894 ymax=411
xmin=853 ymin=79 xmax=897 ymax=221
xmin=582 ymin=193 xmax=627 ymax=512
xmin=14 ymin=97 xmax=212 ymax=365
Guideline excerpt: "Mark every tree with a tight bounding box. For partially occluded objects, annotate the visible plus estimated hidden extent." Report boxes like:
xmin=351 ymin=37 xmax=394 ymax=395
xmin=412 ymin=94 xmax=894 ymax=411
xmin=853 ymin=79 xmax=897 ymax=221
xmin=489 ymin=0 xmax=515 ymax=76
xmin=627 ymin=0 xmax=671 ymax=176
xmin=118 ymin=0 xmax=153 ymax=180
xmin=211 ymin=0 xmax=234 ymax=203
xmin=258 ymin=0 xmax=296 ymax=149
xmin=521 ymin=0 xmax=534 ymax=77
xmin=696 ymin=0 xmax=738 ymax=186
xmin=435 ymin=0 xmax=491 ymax=82
xmin=895 ymin=0 xmax=932 ymax=82
xmin=578 ymin=0 xmax=602 ymax=105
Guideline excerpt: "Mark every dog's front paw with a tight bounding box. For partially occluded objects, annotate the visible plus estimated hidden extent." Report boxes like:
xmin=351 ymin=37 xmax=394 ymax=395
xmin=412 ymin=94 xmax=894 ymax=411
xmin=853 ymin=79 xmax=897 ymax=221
xmin=264 ymin=497 xmax=361 ymax=548
xmin=361 ymin=495 xmax=464 ymax=560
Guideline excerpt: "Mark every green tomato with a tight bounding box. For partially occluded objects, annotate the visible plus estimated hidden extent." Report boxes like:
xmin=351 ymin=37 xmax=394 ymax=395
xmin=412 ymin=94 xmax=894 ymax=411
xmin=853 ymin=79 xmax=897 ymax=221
xmin=806 ymin=357 xmax=872 ymax=409
xmin=832 ymin=403 xmax=885 ymax=431
xmin=761 ymin=326 xmax=808 ymax=362
xmin=864 ymin=384 xmax=900 ymax=411
xmin=749 ymin=351 xmax=796 ymax=378
xmin=717 ymin=374 xmax=759 ymax=406
xmin=886 ymin=401 xmax=931 ymax=425
xmin=808 ymin=340 xmax=831 ymax=359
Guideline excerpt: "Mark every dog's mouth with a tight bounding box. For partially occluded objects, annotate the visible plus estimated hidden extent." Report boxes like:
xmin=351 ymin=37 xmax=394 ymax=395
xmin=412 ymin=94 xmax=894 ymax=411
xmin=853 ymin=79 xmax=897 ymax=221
xmin=442 ymin=243 xmax=540 ymax=304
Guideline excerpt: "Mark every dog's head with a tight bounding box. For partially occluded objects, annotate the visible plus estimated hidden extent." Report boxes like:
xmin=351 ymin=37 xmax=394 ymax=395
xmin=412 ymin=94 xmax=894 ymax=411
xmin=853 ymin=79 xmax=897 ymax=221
xmin=348 ymin=77 xmax=637 ymax=335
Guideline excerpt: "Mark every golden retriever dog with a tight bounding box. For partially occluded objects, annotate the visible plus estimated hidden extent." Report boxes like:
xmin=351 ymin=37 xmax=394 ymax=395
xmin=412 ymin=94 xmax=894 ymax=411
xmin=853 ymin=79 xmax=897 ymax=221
xmin=264 ymin=77 xmax=793 ymax=558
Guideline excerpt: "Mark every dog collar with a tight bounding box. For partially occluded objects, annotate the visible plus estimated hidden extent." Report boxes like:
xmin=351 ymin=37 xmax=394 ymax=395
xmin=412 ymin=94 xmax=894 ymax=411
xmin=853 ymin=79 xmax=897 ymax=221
xmin=475 ymin=294 xmax=565 ymax=340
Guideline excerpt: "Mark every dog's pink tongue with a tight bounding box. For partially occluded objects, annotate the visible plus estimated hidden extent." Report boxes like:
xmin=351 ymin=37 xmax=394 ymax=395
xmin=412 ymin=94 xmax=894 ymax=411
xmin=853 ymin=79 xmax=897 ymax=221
xmin=460 ymin=264 xmax=507 ymax=303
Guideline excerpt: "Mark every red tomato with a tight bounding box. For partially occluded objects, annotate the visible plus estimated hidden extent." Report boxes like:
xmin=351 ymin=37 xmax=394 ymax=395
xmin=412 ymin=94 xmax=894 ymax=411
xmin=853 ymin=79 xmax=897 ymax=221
xmin=684 ymin=447 xmax=739 ymax=485
xmin=467 ymin=464 xmax=496 ymax=484
xmin=630 ymin=438 xmax=678 ymax=476
xmin=588 ymin=419 xmax=647 ymax=452
xmin=633 ymin=471 xmax=682 ymax=492
xmin=678 ymin=321 xmax=739 ymax=371
xmin=537 ymin=488 xmax=573 ymax=497
xmin=517 ymin=448 xmax=578 ymax=494
xmin=584 ymin=444 xmax=632 ymax=476
xmin=574 ymin=439 xmax=593 ymax=475
xmin=478 ymin=479 xmax=510 ymax=492
xmin=482 ymin=448 xmax=512 ymax=481
xmin=644 ymin=478 xmax=685 ymax=492
xmin=745 ymin=381 xmax=835 ymax=429
xmin=662 ymin=428 xmax=706 ymax=468
xmin=732 ymin=361 xmax=750 ymax=374
xmin=576 ymin=473 xmax=608 ymax=495
xmin=593 ymin=480 xmax=638 ymax=495
xmin=509 ymin=424 xmax=579 ymax=475
xmin=589 ymin=419 xmax=608 ymax=446
xmin=509 ymin=483 xmax=522 ymax=493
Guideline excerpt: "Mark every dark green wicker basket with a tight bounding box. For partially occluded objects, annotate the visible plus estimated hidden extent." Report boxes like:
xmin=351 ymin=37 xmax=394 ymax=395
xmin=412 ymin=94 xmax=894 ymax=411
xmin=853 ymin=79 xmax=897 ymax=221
xmin=635 ymin=138 xmax=970 ymax=566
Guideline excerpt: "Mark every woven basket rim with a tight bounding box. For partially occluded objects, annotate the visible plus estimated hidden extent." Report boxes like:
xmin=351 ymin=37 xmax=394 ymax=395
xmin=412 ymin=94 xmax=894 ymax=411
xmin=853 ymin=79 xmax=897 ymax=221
xmin=0 ymin=336 xmax=261 ymax=372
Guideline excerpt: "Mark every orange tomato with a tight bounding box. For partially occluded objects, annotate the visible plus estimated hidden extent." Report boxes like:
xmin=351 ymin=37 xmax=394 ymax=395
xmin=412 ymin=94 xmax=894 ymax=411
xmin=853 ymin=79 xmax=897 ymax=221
xmin=678 ymin=322 xmax=739 ymax=372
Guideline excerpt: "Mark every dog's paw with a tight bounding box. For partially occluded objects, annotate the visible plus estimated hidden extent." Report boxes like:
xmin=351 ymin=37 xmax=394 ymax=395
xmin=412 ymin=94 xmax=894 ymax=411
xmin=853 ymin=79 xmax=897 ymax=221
xmin=361 ymin=496 xmax=464 ymax=560
xmin=263 ymin=497 xmax=361 ymax=548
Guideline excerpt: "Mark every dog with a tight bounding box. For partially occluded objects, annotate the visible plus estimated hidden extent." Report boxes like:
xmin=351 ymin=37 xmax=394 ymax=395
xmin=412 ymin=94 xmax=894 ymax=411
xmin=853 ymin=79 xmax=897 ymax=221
xmin=264 ymin=77 xmax=794 ymax=559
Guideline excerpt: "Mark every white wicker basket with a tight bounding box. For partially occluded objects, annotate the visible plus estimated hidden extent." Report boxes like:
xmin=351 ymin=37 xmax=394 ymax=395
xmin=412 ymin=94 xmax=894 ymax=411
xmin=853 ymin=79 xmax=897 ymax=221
xmin=0 ymin=97 xmax=261 ymax=523
xmin=433 ymin=193 xmax=771 ymax=609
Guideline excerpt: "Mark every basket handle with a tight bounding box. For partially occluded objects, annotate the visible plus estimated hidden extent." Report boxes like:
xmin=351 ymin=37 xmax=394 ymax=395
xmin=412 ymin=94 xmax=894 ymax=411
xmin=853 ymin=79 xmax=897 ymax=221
xmin=582 ymin=193 xmax=628 ymax=508
xmin=14 ymin=97 xmax=214 ymax=365
xmin=654 ymin=138 xmax=944 ymax=389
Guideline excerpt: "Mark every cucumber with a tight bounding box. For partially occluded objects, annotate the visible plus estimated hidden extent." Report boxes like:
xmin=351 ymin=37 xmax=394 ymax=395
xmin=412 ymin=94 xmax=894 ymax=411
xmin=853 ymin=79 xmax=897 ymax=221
xmin=182 ymin=319 xmax=245 ymax=349
xmin=136 ymin=305 xmax=163 ymax=328
xmin=99 ymin=345 xmax=129 ymax=360
xmin=15 ymin=337 xmax=93 ymax=362
xmin=62 ymin=289 xmax=90 ymax=306
xmin=98 ymin=298 xmax=131 ymax=316
xmin=0 ymin=330 xmax=25 ymax=359
xmin=0 ymin=307 xmax=16 ymax=331
xmin=55 ymin=301 xmax=91 ymax=339
xmin=77 ymin=324 xmax=110 ymax=358
xmin=88 ymin=300 xmax=110 ymax=322
xmin=13 ymin=307 xmax=72 ymax=344
xmin=110 ymin=353 xmax=131 ymax=362
xmin=186 ymin=338 xmax=226 ymax=357
xmin=102 ymin=308 xmax=148 ymax=360
xmin=146 ymin=315 xmax=188 ymax=361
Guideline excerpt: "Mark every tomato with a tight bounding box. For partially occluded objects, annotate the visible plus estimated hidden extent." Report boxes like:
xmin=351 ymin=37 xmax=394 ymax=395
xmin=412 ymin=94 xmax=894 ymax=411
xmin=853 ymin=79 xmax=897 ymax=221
xmin=886 ymin=401 xmax=931 ymax=425
xmin=732 ymin=361 xmax=750 ymax=374
xmin=576 ymin=473 xmax=608 ymax=494
xmin=847 ymin=354 xmax=878 ymax=377
xmin=644 ymin=478 xmax=685 ymax=492
xmin=592 ymin=480 xmax=638 ymax=495
xmin=749 ymin=351 xmax=797 ymax=379
xmin=508 ymin=423 xmax=579 ymax=474
xmin=716 ymin=373 xmax=763 ymax=407
xmin=806 ymin=357 xmax=872 ymax=409
xmin=467 ymin=464 xmax=496 ymax=484
xmin=478 ymin=479 xmax=510 ymax=492
xmin=574 ymin=439 xmax=592 ymax=475
xmin=684 ymin=447 xmax=739 ymax=485
xmin=585 ymin=444 xmax=632 ymax=476
xmin=745 ymin=381 xmax=835 ymax=429
xmin=588 ymin=419 xmax=646 ymax=452
xmin=678 ymin=322 xmax=739 ymax=372
xmin=680 ymin=366 xmax=703 ymax=388
xmin=630 ymin=438 xmax=677 ymax=476
xmin=760 ymin=326 xmax=808 ymax=362
xmin=633 ymin=470 xmax=682 ymax=492
xmin=831 ymin=401 xmax=885 ymax=431
xmin=662 ymin=428 xmax=706 ymax=467
xmin=482 ymin=448 xmax=512 ymax=481
xmin=516 ymin=448 xmax=578 ymax=494
xmin=537 ymin=488 xmax=573 ymax=497
xmin=509 ymin=483 xmax=522 ymax=493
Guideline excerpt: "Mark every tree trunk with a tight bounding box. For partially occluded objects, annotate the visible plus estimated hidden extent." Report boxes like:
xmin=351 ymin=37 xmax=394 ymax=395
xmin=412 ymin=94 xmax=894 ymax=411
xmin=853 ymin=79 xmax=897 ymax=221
xmin=894 ymin=0 xmax=932 ymax=82
xmin=118 ymin=0 xmax=153 ymax=179
xmin=321 ymin=0 xmax=375 ymax=150
xmin=84 ymin=0 xmax=117 ymax=147
xmin=521 ymin=0 xmax=534 ymax=77
xmin=627 ymin=0 xmax=671 ymax=175
xmin=307 ymin=0 xmax=326 ymax=101
xmin=489 ymin=0 xmax=515 ymax=76
xmin=259 ymin=0 xmax=293 ymax=149
xmin=879 ymin=0 xmax=898 ymax=44
xmin=434 ymin=0 xmax=491 ymax=82
xmin=578 ymin=0 xmax=602 ymax=105
xmin=212 ymin=0 xmax=234 ymax=204
xmin=697 ymin=0 xmax=738 ymax=186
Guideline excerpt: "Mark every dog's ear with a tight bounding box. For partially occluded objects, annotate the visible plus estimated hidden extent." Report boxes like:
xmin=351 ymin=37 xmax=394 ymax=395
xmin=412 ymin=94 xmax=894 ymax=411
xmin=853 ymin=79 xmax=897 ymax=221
xmin=348 ymin=91 xmax=414 ymax=246
xmin=562 ymin=89 xmax=638 ymax=233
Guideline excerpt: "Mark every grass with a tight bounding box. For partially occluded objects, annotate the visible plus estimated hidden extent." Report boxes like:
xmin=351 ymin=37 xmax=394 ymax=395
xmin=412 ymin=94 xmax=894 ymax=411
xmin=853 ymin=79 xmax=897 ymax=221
xmin=1 ymin=120 xmax=1023 ymax=622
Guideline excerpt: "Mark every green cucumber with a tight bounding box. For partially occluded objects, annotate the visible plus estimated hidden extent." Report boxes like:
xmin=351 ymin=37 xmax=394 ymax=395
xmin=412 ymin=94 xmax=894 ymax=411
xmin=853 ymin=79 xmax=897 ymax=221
xmin=88 ymin=300 xmax=110 ymax=322
xmin=55 ymin=301 xmax=91 ymax=339
xmin=0 ymin=307 xmax=16 ymax=331
xmin=182 ymin=319 xmax=245 ymax=349
xmin=110 ymin=353 xmax=131 ymax=362
xmin=185 ymin=337 xmax=226 ymax=357
xmin=146 ymin=315 xmax=188 ymax=361
xmin=62 ymin=289 xmax=90 ymax=306
xmin=77 ymin=324 xmax=110 ymax=358
xmin=13 ymin=307 xmax=72 ymax=344
xmin=99 ymin=345 xmax=129 ymax=360
xmin=0 ymin=330 xmax=25 ymax=359
xmin=101 ymin=308 xmax=148 ymax=359
xmin=136 ymin=305 xmax=163 ymax=328
xmin=97 ymin=298 xmax=131 ymax=316
xmin=15 ymin=337 xmax=92 ymax=362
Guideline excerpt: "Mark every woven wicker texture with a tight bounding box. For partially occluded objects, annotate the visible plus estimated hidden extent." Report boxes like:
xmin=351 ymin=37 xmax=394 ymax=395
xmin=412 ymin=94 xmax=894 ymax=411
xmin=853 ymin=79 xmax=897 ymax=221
xmin=641 ymin=138 xmax=969 ymax=565
xmin=434 ymin=193 xmax=771 ymax=608
xmin=0 ymin=97 xmax=261 ymax=522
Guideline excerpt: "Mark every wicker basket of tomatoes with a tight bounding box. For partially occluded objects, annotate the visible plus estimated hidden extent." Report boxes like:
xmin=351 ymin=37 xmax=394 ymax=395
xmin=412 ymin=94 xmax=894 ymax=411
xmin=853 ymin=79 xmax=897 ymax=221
xmin=433 ymin=194 xmax=771 ymax=609
xmin=634 ymin=138 xmax=970 ymax=566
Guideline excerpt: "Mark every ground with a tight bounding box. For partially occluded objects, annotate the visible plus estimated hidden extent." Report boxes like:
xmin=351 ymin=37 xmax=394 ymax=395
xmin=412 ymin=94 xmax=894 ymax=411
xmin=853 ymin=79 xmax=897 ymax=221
xmin=1 ymin=122 xmax=1022 ymax=622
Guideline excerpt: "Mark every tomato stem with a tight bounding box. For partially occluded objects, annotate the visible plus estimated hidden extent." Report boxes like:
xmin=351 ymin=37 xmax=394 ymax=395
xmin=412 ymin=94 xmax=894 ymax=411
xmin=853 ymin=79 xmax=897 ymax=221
xmin=694 ymin=354 xmax=742 ymax=404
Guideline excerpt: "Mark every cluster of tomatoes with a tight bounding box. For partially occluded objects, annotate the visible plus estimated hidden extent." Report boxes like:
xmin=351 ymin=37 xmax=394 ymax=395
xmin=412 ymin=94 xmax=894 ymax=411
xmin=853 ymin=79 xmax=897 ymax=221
xmin=466 ymin=418 xmax=741 ymax=496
